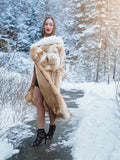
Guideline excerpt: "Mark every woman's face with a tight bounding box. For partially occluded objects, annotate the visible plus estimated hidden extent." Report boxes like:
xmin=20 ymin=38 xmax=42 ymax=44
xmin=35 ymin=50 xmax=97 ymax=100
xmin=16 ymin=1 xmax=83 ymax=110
xmin=44 ymin=18 xmax=54 ymax=36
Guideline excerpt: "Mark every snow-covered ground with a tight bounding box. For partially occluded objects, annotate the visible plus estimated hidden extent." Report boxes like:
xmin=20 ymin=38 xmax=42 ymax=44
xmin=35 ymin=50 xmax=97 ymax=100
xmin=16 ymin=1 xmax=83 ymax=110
xmin=1 ymin=81 xmax=120 ymax=160
xmin=62 ymin=82 xmax=120 ymax=160
xmin=0 ymin=140 xmax=19 ymax=160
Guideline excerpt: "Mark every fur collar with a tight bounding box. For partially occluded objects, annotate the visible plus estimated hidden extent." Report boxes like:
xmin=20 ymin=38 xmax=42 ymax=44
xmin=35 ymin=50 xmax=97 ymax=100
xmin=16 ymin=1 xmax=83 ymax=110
xmin=31 ymin=35 xmax=64 ymax=48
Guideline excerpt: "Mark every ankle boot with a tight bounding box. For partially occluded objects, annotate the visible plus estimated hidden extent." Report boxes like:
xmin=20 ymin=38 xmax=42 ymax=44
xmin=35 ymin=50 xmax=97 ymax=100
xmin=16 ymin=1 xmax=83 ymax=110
xmin=31 ymin=129 xmax=46 ymax=147
xmin=46 ymin=125 xmax=56 ymax=140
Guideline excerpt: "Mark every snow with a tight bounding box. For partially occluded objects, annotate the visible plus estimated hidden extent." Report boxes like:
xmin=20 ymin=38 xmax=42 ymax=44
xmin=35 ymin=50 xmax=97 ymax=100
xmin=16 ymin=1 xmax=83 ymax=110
xmin=0 ymin=139 xmax=19 ymax=160
xmin=0 ymin=79 xmax=120 ymax=160
xmin=62 ymin=82 xmax=120 ymax=160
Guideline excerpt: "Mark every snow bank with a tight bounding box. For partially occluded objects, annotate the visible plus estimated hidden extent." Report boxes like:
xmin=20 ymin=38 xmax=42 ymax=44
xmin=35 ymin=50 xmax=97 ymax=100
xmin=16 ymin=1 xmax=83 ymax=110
xmin=0 ymin=139 xmax=19 ymax=160
xmin=62 ymin=82 xmax=120 ymax=160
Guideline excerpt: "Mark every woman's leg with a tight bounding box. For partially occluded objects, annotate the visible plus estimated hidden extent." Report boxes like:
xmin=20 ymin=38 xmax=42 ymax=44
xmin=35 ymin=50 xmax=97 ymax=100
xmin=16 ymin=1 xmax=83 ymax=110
xmin=48 ymin=107 xmax=56 ymax=125
xmin=46 ymin=107 xmax=56 ymax=139
xmin=31 ymin=86 xmax=46 ymax=147
xmin=33 ymin=86 xmax=45 ymax=129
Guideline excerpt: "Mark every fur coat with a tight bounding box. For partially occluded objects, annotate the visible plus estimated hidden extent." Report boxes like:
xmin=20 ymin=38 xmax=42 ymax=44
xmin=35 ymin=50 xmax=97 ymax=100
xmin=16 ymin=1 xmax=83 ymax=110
xmin=25 ymin=36 xmax=71 ymax=120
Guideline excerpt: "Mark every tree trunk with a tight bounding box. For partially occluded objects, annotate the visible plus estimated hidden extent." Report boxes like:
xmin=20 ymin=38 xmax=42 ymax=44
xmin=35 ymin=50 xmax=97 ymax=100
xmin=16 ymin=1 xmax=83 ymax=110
xmin=96 ymin=49 xmax=100 ymax=82
xmin=113 ymin=55 xmax=116 ymax=79
xmin=108 ymin=53 xmax=110 ymax=84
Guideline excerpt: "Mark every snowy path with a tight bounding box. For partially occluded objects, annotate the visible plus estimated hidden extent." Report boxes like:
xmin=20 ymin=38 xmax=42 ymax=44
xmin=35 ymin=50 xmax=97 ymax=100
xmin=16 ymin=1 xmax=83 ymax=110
xmin=6 ymin=87 xmax=82 ymax=160
xmin=1 ymin=81 xmax=120 ymax=160
xmin=63 ymin=82 xmax=120 ymax=160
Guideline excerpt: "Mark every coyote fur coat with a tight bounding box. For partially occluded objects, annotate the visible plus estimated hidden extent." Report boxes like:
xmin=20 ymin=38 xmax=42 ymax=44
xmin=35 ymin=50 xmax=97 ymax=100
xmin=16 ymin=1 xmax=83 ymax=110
xmin=25 ymin=36 xmax=71 ymax=120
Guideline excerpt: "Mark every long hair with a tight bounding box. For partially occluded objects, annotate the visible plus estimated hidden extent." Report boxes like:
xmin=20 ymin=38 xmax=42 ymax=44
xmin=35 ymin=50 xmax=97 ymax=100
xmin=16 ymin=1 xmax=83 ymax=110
xmin=41 ymin=17 xmax=56 ymax=38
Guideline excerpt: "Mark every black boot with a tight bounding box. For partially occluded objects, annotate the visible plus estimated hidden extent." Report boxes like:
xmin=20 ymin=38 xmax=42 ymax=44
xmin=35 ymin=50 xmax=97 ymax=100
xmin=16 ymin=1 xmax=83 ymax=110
xmin=31 ymin=129 xmax=46 ymax=147
xmin=46 ymin=125 xmax=56 ymax=140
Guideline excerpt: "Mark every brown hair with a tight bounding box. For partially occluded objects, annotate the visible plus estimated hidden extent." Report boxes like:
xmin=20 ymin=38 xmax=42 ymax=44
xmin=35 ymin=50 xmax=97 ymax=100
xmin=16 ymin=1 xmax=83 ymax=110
xmin=41 ymin=17 xmax=56 ymax=38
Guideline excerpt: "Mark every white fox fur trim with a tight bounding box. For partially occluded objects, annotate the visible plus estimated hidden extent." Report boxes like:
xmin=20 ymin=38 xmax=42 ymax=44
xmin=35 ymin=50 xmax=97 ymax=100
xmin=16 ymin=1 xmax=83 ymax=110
xmin=31 ymin=36 xmax=64 ymax=48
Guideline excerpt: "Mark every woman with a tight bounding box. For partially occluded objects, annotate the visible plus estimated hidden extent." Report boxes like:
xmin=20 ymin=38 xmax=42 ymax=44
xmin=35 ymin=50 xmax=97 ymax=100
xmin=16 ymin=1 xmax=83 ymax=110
xmin=25 ymin=17 xmax=70 ymax=147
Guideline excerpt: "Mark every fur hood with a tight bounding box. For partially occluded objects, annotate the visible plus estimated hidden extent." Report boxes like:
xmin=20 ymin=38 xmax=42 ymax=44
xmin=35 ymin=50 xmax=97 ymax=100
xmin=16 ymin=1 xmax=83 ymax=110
xmin=31 ymin=36 xmax=64 ymax=48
